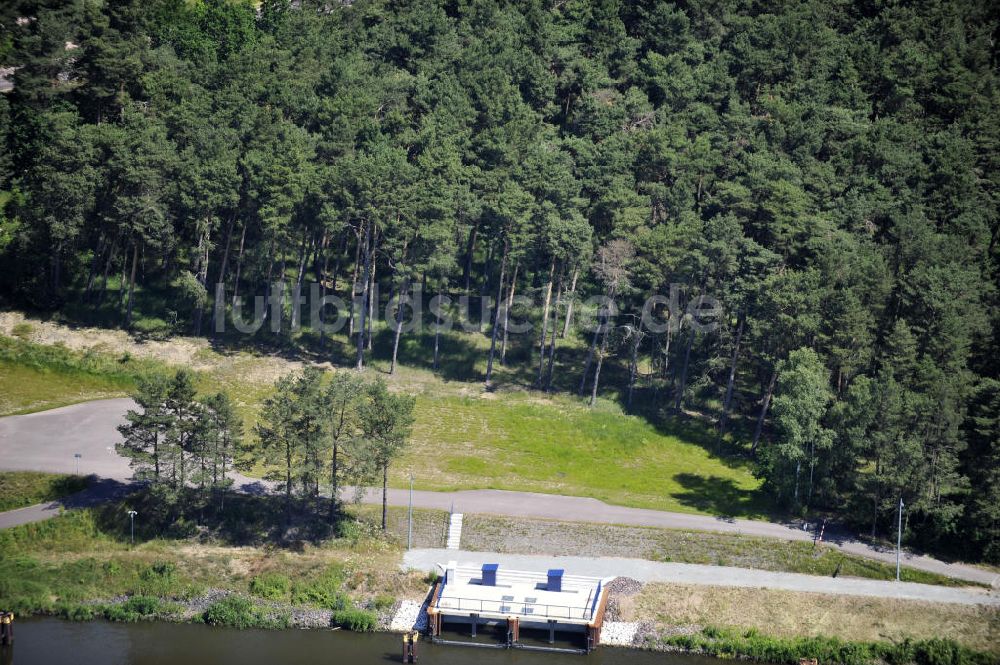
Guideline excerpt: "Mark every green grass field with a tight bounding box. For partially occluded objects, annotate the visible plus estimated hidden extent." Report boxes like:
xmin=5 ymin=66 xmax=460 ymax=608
xmin=0 ymin=471 xmax=88 ymax=511
xmin=399 ymin=393 xmax=766 ymax=516
xmin=0 ymin=360 xmax=128 ymax=416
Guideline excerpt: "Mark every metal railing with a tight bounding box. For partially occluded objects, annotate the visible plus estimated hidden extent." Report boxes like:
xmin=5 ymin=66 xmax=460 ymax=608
xmin=436 ymin=595 xmax=594 ymax=621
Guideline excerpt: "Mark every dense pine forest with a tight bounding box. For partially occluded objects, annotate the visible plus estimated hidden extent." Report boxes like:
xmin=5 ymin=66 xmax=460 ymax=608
xmin=0 ymin=0 xmax=998 ymax=562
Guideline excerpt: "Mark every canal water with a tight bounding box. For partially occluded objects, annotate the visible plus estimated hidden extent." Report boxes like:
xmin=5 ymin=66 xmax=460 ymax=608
xmin=3 ymin=617 xmax=726 ymax=665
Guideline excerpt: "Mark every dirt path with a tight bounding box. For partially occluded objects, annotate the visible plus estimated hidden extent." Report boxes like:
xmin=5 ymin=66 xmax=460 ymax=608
xmin=1 ymin=398 xmax=997 ymax=588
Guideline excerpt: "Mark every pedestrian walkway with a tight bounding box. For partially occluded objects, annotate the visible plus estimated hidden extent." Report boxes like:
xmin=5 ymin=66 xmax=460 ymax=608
xmin=403 ymin=549 xmax=1000 ymax=607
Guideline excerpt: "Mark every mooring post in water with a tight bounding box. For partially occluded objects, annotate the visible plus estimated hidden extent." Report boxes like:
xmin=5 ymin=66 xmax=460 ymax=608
xmin=547 ymin=619 xmax=556 ymax=644
xmin=0 ymin=612 xmax=12 ymax=646
xmin=402 ymin=631 xmax=419 ymax=663
xmin=470 ymin=613 xmax=478 ymax=637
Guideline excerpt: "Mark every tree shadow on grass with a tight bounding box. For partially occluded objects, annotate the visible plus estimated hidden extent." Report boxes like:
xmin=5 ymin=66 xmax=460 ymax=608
xmin=92 ymin=486 xmax=356 ymax=548
xmin=671 ymin=472 xmax=773 ymax=520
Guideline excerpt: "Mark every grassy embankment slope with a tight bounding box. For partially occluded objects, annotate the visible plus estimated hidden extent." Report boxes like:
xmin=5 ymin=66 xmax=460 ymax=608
xmin=0 ymin=316 xmax=766 ymax=518
xmin=0 ymin=500 xmax=996 ymax=660
xmin=626 ymin=584 xmax=1000 ymax=657
xmin=0 ymin=497 xmax=441 ymax=630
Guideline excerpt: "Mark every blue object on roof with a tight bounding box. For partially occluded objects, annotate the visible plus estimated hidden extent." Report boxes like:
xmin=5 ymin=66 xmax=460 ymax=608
xmin=547 ymin=568 xmax=564 ymax=592
xmin=482 ymin=563 xmax=499 ymax=586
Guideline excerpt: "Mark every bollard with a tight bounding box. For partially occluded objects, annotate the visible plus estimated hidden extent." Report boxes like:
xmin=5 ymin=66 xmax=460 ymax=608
xmin=548 ymin=619 xmax=556 ymax=644
xmin=411 ymin=632 xmax=418 ymax=662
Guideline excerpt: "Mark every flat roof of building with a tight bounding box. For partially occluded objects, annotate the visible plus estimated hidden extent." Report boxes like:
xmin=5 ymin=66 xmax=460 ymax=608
xmin=435 ymin=562 xmax=612 ymax=626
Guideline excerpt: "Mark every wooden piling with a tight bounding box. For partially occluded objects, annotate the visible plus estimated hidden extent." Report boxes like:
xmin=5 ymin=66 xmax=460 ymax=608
xmin=402 ymin=632 xmax=419 ymax=663
xmin=0 ymin=612 xmax=12 ymax=647
xmin=426 ymin=581 xmax=444 ymax=638
xmin=507 ymin=616 xmax=519 ymax=645
xmin=586 ymin=583 xmax=611 ymax=651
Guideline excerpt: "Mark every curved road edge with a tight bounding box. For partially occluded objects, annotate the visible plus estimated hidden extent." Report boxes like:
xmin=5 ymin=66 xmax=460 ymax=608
xmin=1 ymin=398 xmax=997 ymax=588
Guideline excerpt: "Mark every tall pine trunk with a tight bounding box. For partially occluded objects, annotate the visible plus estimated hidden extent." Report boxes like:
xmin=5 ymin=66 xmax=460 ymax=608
xmin=193 ymin=222 xmax=211 ymax=336
xmin=537 ymin=259 xmax=555 ymax=385
xmin=84 ymin=235 xmax=106 ymax=302
xmin=578 ymin=307 xmax=602 ymax=395
xmin=231 ymin=222 xmax=247 ymax=308
xmin=348 ymin=229 xmax=362 ymax=336
xmin=390 ymin=275 xmax=410 ymax=375
xmin=545 ymin=271 xmax=563 ymax=391
xmin=463 ymin=221 xmax=478 ymax=294
xmin=124 ymin=243 xmax=139 ymax=327
xmin=500 ymin=261 xmax=518 ymax=365
xmin=626 ymin=327 xmax=642 ymax=410
xmin=356 ymin=221 xmax=373 ymax=370
xmin=674 ymin=326 xmax=695 ymax=412
xmin=484 ymin=238 xmax=508 ymax=388
xmin=366 ymin=256 xmax=376 ymax=351
xmin=717 ymin=308 xmax=746 ymax=443
xmin=751 ymin=367 xmax=778 ymax=456
xmin=433 ymin=280 xmax=443 ymax=371
xmin=561 ymin=266 xmax=579 ymax=338
xmin=589 ymin=321 xmax=611 ymax=407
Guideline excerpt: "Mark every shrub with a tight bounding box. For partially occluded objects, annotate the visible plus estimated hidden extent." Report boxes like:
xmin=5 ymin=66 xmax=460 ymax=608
xmin=55 ymin=603 xmax=97 ymax=621
xmin=131 ymin=317 xmax=173 ymax=340
xmin=371 ymin=594 xmax=395 ymax=611
xmin=137 ymin=561 xmax=178 ymax=596
xmin=335 ymin=519 xmax=372 ymax=544
xmin=331 ymin=607 xmax=377 ymax=632
xmin=249 ymin=573 xmax=291 ymax=601
xmin=658 ymin=628 xmax=996 ymax=665
xmin=104 ymin=595 xmax=161 ymax=622
xmin=11 ymin=322 xmax=33 ymax=340
xmin=203 ymin=595 xmax=289 ymax=630
xmin=290 ymin=565 xmax=345 ymax=608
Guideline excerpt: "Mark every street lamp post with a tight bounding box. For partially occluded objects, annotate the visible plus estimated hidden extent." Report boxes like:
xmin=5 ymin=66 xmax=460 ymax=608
xmin=127 ymin=510 xmax=137 ymax=546
xmin=407 ymin=473 xmax=413 ymax=551
xmin=74 ymin=453 xmax=82 ymax=475
xmin=896 ymin=497 xmax=904 ymax=581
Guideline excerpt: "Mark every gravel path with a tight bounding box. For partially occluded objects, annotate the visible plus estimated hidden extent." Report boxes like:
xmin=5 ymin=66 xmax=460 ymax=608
xmin=2 ymin=398 xmax=997 ymax=588
xmin=402 ymin=549 xmax=1000 ymax=607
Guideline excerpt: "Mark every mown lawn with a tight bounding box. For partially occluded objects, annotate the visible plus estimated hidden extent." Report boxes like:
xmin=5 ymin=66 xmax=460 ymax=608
xmin=0 ymin=360 xmax=128 ymax=416
xmin=396 ymin=392 xmax=768 ymax=518
xmin=0 ymin=471 xmax=89 ymax=511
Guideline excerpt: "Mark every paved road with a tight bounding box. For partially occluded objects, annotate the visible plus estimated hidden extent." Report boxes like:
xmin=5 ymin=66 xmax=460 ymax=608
xmin=403 ymin=549 xmax=1000 ymax=607
xmin=1 ymin=399 xmax=997 ymax=588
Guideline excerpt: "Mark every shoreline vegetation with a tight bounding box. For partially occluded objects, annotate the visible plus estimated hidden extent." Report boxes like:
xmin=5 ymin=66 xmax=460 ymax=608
xmin=0 ymin=481 xmax=997 ymax=663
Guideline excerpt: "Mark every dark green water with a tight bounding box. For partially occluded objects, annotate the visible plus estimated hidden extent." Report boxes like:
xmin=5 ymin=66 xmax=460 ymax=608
xmin=2 ymin=618 xmax=725 ymax=665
